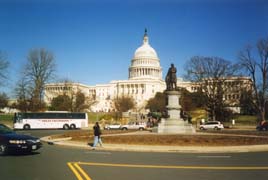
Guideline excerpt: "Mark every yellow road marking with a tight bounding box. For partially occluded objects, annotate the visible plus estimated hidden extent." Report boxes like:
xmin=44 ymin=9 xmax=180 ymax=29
xmin=78 ymin=162 xmax=268 ymax=170
xmin=74 ymin=163 xmax=92 ymax=180
xmin=68 ymin=161 xmax=268 ymax=180
xmin=67 ymin=162 xmax=84 ymax=180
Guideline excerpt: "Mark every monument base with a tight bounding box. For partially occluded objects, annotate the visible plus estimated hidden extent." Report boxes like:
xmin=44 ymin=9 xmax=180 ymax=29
xmin=153 ymin=118 xmax=196 ymax=134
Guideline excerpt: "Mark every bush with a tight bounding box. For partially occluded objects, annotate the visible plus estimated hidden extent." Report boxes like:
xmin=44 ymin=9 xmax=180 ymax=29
xmin=233 ymin=115 xmax=258 ymax=125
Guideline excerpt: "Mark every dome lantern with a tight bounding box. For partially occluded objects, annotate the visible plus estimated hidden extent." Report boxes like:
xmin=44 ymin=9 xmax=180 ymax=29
xmin=143 ymin=28 xmax=148 ymax=44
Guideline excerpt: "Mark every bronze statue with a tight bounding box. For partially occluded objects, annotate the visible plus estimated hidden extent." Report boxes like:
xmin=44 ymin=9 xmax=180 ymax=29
xmin=165 ymin=63 xmax=177 ymax=90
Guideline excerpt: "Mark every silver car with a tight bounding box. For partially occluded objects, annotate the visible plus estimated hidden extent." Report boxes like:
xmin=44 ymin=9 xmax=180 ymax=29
xmin=104 ymin=123 xmax=121 ymax=130
xmin=199 ymin=121 xmax=224 ymax=130
xmin=121 ymin=122 xmax=147 ymax=131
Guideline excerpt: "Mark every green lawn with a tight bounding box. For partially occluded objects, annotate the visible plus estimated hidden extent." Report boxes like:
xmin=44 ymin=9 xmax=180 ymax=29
xmin=0 ymin=114 xmax=14 ymax=126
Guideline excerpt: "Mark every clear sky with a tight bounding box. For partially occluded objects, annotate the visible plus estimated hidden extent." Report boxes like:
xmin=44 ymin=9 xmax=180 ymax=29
xmin=0 ymin=0 xmax=268 ymax=96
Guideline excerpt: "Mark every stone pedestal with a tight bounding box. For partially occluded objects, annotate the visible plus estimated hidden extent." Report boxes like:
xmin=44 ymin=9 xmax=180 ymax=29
xmin=155 ymin=90 xmax=195 ymax=134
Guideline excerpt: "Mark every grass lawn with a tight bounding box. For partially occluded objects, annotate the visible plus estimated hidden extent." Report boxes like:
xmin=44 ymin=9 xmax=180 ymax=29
xmin=0 ymin=114 xmax=14 ymax=127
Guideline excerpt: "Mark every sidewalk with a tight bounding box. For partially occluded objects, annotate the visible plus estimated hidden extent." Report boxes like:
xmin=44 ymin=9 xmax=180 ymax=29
xmin=41 ymin=135 xmax=268 ymax=153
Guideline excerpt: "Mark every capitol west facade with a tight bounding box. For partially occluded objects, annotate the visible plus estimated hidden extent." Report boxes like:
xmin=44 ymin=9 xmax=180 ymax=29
xmin=44 ymin=30 xmax=252 ymax=113
xmin=44 ymin=30 xmax=168 ymax=112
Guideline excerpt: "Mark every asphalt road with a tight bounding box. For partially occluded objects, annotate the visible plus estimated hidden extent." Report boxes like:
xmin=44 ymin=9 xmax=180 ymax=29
xmin=1 ymin=130 xmax=268 ymax=180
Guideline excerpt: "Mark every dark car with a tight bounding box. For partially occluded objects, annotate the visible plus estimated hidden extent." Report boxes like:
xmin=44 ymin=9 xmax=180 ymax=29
xmin=256 ymin=121 xmax=268 ymax=131
xmin=0 ymin=124 xmax=42 ymax=155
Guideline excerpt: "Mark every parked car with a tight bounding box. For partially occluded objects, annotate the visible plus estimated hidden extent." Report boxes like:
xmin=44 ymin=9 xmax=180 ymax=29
xmin=121 ymin=122 xmax=147 ymax=131
xmin=199 ymin=121 xmax=224 ymax=130
xmin=256 ymin=121 xmax=268 ymax=131
xmin=0 ymin=124 xmax=42 ymax=155
xmin=104 ymin=123 xmax=121 ymax=130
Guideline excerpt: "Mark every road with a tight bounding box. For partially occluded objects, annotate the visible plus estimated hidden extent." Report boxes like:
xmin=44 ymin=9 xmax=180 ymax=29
xmin=1 ymin=130 xmax=268 ymax=180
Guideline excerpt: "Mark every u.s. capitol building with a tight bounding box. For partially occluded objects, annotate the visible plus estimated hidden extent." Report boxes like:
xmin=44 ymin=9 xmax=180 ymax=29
xmin=44 ymin=30 xmax=174 ymax=112
xmin=44 ymin=30 xmax=251 ymax=113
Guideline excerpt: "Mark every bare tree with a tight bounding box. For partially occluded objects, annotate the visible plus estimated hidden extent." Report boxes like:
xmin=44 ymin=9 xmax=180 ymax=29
xmin=113 ymin=96 xmax=135 ymax=119
xmin=14 ymin=78 xmax=31 ymax=112
xmin=184 ymin=56 xmax=238 ymax=121
xmin=73 ymin=90 xmax=89 ymax=112
xmin=146 ymin=92 xmax=166 ymax=112
xmin=238 ymin=37 xmax=268 ymax=122
xmin=50 ymin=94 xmax=72 ymax=111
xmin=22 ymin=48 xmax=56 ymax=111
xmin=0 ymin=51 xmax=9 ymax=87
xmin=0 ymin=92 xmax=9 ymax=109
xmin=114 ymin=96 xmax=135 ymax=113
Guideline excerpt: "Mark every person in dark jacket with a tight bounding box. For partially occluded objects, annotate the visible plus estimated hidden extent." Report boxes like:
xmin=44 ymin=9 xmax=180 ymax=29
xmin=92 ymin=122 xmax=102 ymax=149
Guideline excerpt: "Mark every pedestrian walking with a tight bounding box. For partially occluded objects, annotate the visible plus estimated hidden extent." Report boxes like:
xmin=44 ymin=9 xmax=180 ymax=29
xmin=92 ymin=122 xmax=102 ymax=149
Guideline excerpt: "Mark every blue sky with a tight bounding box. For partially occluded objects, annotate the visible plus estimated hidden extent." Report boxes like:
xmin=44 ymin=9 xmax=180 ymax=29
xmin=0 ymin=0 xmax=268 ymax=96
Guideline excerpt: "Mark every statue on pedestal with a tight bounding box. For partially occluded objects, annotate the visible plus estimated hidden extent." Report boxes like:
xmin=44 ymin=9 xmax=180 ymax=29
xmin=165 ymin=63 xmax=177 ymax=91
xmin=154 ymin=63 xmax=196 ymax=134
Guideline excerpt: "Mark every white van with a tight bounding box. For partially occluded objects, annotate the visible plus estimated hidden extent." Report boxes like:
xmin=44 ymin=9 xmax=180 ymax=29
xmin=199 ymin=121 xmax=224 ymax=130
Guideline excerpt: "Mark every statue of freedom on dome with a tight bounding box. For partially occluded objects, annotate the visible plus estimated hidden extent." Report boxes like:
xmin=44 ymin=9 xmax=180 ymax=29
xmin=165 ymin=63 xmax=177 ymax=91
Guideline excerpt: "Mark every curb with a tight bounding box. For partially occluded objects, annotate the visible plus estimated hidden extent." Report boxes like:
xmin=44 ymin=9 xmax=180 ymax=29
xmin=41 ymin=136 xmax=268 ymax=153
xmin=41 ymin=136 xmax=72 ymax=145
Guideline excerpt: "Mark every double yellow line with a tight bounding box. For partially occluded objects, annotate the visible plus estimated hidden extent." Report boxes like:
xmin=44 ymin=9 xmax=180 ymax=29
xmin=67 ymin=162 xmax=92 ymax=180
xmin=67 ymin=162 xmax=268 ymax=180
xmin=78 ymin=162 xmax=268 ymax=170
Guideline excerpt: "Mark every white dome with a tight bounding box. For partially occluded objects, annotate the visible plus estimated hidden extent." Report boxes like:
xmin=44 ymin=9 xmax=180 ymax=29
xmin=133 ymin=32 xmax=158 ymax=59
xmin=134 ymin=43 xmax=158 ymax=59
xmin=129 ymin=30 xmax=163 ymax=80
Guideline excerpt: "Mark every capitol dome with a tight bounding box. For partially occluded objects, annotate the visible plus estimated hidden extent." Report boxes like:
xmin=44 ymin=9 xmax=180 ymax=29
xmin=134 ymin=34 xmax=158 ymax=59
xmin=129 ymin=29 xmax=162 ymax=80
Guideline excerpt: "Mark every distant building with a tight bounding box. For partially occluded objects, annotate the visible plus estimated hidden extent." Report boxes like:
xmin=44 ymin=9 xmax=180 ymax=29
xmin=184 ymin=76 xmax=253 ymax=113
